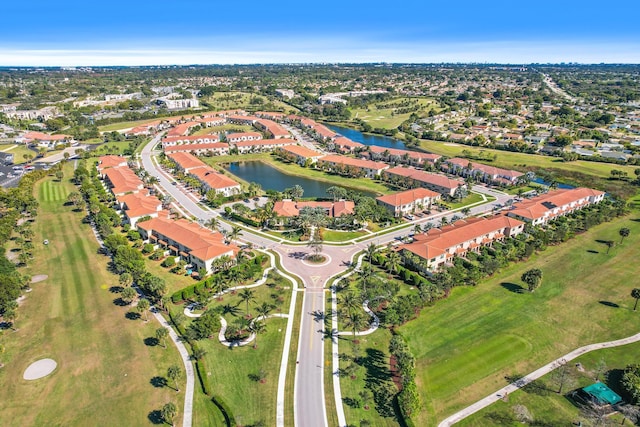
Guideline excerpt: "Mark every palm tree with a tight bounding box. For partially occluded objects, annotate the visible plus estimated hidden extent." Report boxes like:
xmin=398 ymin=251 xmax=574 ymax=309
xmin=156 ymin=327 xmax=169 ymax=348
xmin=3 ymin=308 xmax=17 ymax=331
xmin=137 ymin=298 xmax=150 ymax=321
xmin=121 ymin=286 xmax=137 ymax=304
xmin=344 ymin=310 xmax=368 ymax=337
xmin=250 ymin=320 xmax=267 ymax=349
xmin=167 ymin=365 xmax=182 ymax=392
xmin=632 ymin=288 xmax=640 ymax=311
xmin=205 ymin=217 xmax=220 ymax=232
xmin=238 ymin=289 xmax=256 ymax=317
xmin=385 ymin=251 xmax=402 ymax=274
xmin=606 ymin=240 xmax=615 ymax=254
xmin=119 ymin=272 xmax=133 ymax=288
xmin=339 ymin=291 xmax=361 ymax=314
xmin=366 ymin=243 xmax=377 ymax=263
xmin=161 ymin=402 xmax=177 ymax=427
xmin=227 ymin=226 xmax=243 ymax=244
xmin=256 ymin=302 xmax=273 ymax=320
xmin=619 ymin=227 xmax=630 ymax=244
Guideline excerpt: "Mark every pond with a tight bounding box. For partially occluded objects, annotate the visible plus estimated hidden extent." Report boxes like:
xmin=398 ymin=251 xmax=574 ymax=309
xmin=224 ymin=161 xmax=377 ymax=199
xmin=531 ymin=177 xmax=575 ymax=189
xmin=327 ymin=124 xmax=408 ymax=150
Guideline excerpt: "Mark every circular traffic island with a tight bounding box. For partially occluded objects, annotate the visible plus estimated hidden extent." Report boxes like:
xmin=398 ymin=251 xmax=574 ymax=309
xmin=302 ymin=253 xmax=331 ymax=267
xmin=23 ymin=358 xmax=57 ymax=380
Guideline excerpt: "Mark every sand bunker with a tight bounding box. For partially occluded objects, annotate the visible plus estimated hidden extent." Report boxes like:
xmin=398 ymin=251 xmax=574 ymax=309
xmin=31 ymin=275 xmax=48 ymax=283
xmin=23 ymin=358 xmax=57 ymax=380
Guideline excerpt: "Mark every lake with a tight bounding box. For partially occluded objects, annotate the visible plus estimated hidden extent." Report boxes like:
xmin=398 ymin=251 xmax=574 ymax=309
xmin=224 ymin=161 xmax=377 ymax=198
xmin=327 ymin=124 xmax=408 ymax=150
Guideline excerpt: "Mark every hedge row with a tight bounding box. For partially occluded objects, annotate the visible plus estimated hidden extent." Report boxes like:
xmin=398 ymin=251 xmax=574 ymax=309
xmin=211 ymin=394 xmax=236 ymax=427
xmin=231 ymin=213 xmax=260 ymax=228
xmin=195 ymin=358 xmax=212 ymax=396
xmin=371 ymin=253 xmax=433 ymax=289
xmin=170 ymin=254 xmax=268 ymax=302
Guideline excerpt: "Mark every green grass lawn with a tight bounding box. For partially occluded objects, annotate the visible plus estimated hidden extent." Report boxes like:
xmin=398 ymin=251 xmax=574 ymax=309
xmin=204 ymin=91 xmax=294 ymax=113
xmin=192 ymin=124 xmax=255 ymax=135
xmin=459 ymin=341 xmax=640 ymax=426
xmin=0 ymin=166 xmax=184 ymax=426
xmin=321 ymin=229 xmax=368 ymax=242
xmin=398 ymin=214 xmax=640 ymax=425
xmin=418 ymin=140 xmax=638 ymax=180
xmin=98 ymin=118 xmax=165 ymax=132
xmin=1 ymin=144 xmax=37 ymax=164
xmin=350 ymin=97 xmax=440 ymax=129
xmin=443 ymin=191 xmax=490 ymax=210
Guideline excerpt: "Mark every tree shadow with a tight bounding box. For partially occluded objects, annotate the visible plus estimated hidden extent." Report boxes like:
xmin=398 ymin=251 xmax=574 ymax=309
xmin=221 ymin=304 xmax=241 ymax=317
xmin=112 ymin=297 xmax=129 ymax=307
xmin=150 ymin=376 xmax=168 ymax=388
xmin=144 ymin=337 xmax=159 ymax=347
xmin=587 ymin=249 xmax=599 ymax=254
xmin=599 ymin=301 xmax=620 ymax=308
xmin=501 ymin=282 xmax=524 ymax=293
xmin=109 ymin=286 xmax=123 ymax=293
xmin=310 ymin=310 xmax=324 ymax=323
xmin=126 ymin=311 xmax=141 ymax=320
xmin=147 ymin=410 xmax=164 ymax=425
xmin=343 ymin=397 xmax=361 ymax=408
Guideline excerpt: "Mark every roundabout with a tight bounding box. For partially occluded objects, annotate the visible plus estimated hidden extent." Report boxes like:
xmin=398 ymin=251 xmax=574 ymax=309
xmin=301 ymin=253 xmax=332 ymax=267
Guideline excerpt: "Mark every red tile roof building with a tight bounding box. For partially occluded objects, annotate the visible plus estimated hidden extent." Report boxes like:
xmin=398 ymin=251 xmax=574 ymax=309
xmin=273 ymin=200 xmax=355 ymax=218
xmin=384 ymin=166 xmax=466 ymax=197
xmin=443 ymin=158 xmax=524 ymax=185
xmin=164 ymin=143 xmax=230 ymax=156
xmin=376 ymin=188 xmax=442 ymax=218
xmin=97 ymin=155 xmax=128 ymax=172
xmin=278 ymin=145 xmax=325 ymax=164
xmin=317 ymin=154 xmax=389 ymax=178
xmin=162 ymin=134 xmax=221 ymax=147
xmin=166 ymin=121 xmax=201 ymax=137
xmin=116 ymin=191 xmax=165 ymax=227
xmin=137 ymin=217 xmax=238 ymax=274
xmin=101 ymin=166 xmax=145 ymax=196
xmin=398 ymin=216 xmax=525 ymax=271
xmin=166 ymin=152 xmax=240 ymax=196
xmin=254 ymin=119 xmax=290 ymax=139
xmin=226 ymin=132 xmax=262 ymax=143
xmin=235 ymin=138 xmax=297 ymax=153
xmin=367 ymin=146 xmax=442 ymax=167
xmin=507 ymin=188 xmax=606 ymax=225
xmin=330 ymin=136 xmax=365 ymax=153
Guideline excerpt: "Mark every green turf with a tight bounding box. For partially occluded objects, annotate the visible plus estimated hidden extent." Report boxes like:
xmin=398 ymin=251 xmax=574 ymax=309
xmin=459 ymin=341 xmax=640 ymax=426
xmin=321 ymin=229 xmax=368 ymax=242
xmin=398 ymin=214 xmax=640 ymax=425
xmin=350 ymin=97 xmax=441 ymax=129
xmin=0 ymin=164 xmax=184 ymax=426
xmin=1 ymin=144 xmax=37 ymax=164
xmin=191 ymin=124 xmax=255 ymax=135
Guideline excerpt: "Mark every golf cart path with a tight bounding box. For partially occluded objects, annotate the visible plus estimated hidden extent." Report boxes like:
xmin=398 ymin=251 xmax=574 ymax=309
xmin=438 ymin=331 xmax=640 ymax=426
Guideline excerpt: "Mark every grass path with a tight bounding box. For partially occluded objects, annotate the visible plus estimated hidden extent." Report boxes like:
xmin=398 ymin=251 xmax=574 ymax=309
xmin=399 ymin=214 xmax=640 ymax=425
xmin=0 ymin=166 xmax=183 ymax=426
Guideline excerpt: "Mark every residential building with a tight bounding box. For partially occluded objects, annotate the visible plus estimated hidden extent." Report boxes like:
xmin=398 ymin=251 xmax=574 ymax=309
xmin=137 ymin=217 xmax=238 ymax=274
xmin=278 ymin=145 xmax=325 ymax=165
xmin=384 ymin=166 xmax=466 ymax=197
xmin=97 ymin=155 xmax=128 ymax=172
xmin=376 ymin=188 xmax=441 ymax=217
xmin=254 ymin=119 xmax=290 ymax=139
xmin=273 ymin=200 xmax=355 ymax=218
xmin=275 ymin=89 xmax=295 ymax=99
xmin=398 ymin=215 xmax=525 ymax=271
xmin=443 ymin=158 xmax=523 ymax=185
xmin=19 ymin=131 xmax=73 ymax=148
xmin=235 ymin=138 xmax=296 ymax=153
xmin=188 ymin=167 xmax=241 ymax=197
xmin=329 ymin=136 xmax=365 ymax=153
xmin=164 ymin=143 xmax=230 ymax=156
xmin=226 ymin=132 xmax=262 ymax=143
xmin=317 ymin=154 xmax=389 ymax=178
xmin=101 ymin=166 xmax=145 ymax=196
xmin=367 ymin=145 xmax=441 ymax=167
xmin=162 ymin=134 xmax=221 ymax=147
xmin=227 ymin=115 xmax=259 ymax=126
xmin=166 ymin=121 xmax=201 ymax=138
xmin=507 ymin=188 xmax=606 ymax=225
xmin=116 ymin=191 xmax=164 ymax=227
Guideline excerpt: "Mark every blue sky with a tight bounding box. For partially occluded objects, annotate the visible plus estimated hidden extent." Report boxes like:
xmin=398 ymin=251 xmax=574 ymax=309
xmin=1 ymin=0 xmax=639 ymax=65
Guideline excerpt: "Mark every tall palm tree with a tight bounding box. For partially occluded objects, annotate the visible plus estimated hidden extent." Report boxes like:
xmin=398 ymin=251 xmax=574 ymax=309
xmin=119 ymin=272 xmax=133 ymax=288
xmin=250 ymin=320 xmax=267 ymax=349
xmin=161 ymin=402 xmax=177 ymax=427
xmin=256 ymin=302 xmax=273 ymax=320
xmin=632 ymin=288 xmax=640 ymax=312
xmin=366 ymin=243 xmax=377 ymax=263
xmin=239 ymin=289 xmax=256 ymax=317
xmin=137 ymin=298 xmax=150 ymax=321
xmin=339 ymin=291 xmax=361 ymax=314
xmin=385 ymin=251 xmax=402 ymax=274
xmin=619 ymin=227 xmax=630 ymax=244
xmin=344 ymin=310 xmax=368 ymax=338
xmin=167 ymin=365 xmax=182 ymax=392
xmin=155 ymin=327 xmax=169 ymax=348
xmin=227 ymin=226 xmax=243 ymax=244
xmin=205 ymin=217 xmax=220 ymax=232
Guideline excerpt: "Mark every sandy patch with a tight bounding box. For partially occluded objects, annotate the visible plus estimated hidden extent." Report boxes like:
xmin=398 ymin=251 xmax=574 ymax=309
xmin=31 ymin=275 xmax=48 ymax=283
xmin=443 ymin=143 xmax=459 ymax=146
xmin=23 ymin=358 xmax=57 ymax=380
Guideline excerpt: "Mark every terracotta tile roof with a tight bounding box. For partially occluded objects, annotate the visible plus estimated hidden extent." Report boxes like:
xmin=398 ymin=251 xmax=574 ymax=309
xmin=376 ymin=188 xmax=441 ymax=207
xmin=103 ymin=166 xmax=144 ymax=195
xmin=385 ymin=167 xmax=464 ymax=190
xmin=446 ymin=158 xmax=523 ymax=179
xmin=98 ymin=155 xmax=128 ymax=171
xmin=167 ymin=121 xmax=201 ymax=137
xmin=255 ymin=111 xmax=285 ymax=120
xmin=368 ymin=145 xmax=441 ymax=162
xmin=256 ymin=119 xmax=290 ymax=138
xmin=189 ymin=167 xmax=239 ymax=190
xmin=228 ymin=115 xmax=260 ymax=123
xmin=508 ymin=188 xmax=605 ymax=221
xmin=23 ymin=131 xmax=71 ymax=141
xmin=273 ymin=200 xmax=355 ymax=217
xmin=137 ymin=217 xmax=238 ymax=262
xmin=117 ymin=192 xmax=162 ymax=218
xmin=167 ymin=152 xmax=206 ymax=171
xmin=319 ymin=154 xmax=388 ymax=170
xmin=281 ymin=145 xmax=324 ymax=158
xmin=399 ymin=215 xmax=524 ymax=260
xmin=333 ymin=136 xmax=364 ymax=150
xmin=164 ymin=143 xmax=229 ymax=153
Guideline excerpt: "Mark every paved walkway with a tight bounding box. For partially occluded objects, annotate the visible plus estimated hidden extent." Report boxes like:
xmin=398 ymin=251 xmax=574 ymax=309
xmin=336 ymin=300 xmax=379 ymax=336
xmin=218 ymin=313 xmax=289 ymax=347
xmin=438 ymin=331 xmax=640 ymax=426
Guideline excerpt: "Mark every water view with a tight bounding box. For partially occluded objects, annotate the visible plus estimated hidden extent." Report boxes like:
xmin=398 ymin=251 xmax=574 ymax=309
xmin=327 ymin=124 xmax=408 ymax=150
xmin=224 ymin=161 xmax=377 ymax=198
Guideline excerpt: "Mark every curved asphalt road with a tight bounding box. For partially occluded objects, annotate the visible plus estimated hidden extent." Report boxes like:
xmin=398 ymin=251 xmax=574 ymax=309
xmin=139 ymin=135 xmax=514 ymax=427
